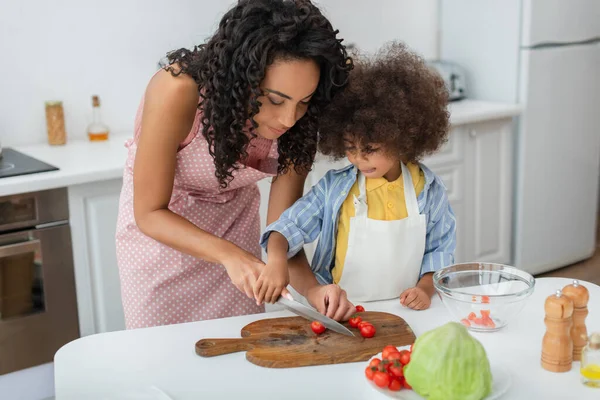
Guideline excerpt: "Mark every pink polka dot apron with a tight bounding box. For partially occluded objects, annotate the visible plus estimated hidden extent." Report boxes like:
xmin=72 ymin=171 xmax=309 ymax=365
xmin=115 ymin=98 xmax=278 ymax=329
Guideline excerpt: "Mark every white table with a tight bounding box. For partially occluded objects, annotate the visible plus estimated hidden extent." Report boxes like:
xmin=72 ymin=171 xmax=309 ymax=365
xmin=54 ymin=277 xmax=600 ymax=399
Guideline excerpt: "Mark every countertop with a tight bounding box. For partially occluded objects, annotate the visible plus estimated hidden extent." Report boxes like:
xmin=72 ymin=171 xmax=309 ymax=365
xmin=53 ymin=277 xmax=599 ymax=400
xmin=0 ymin=100 xmax=522 ymax=197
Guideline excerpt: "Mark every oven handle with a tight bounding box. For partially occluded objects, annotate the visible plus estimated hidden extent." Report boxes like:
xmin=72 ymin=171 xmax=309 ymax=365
xmin=0 ymin=239 xmax=41 ymax=258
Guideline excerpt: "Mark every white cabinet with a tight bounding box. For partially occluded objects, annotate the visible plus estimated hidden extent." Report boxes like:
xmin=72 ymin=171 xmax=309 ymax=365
xmin=424 ymin=118 xmax=514 ymax=265
xmin=68 ymin=178 xmax=125 ymax=336
xmin=261 ymin=117 xmax=516 ymax=268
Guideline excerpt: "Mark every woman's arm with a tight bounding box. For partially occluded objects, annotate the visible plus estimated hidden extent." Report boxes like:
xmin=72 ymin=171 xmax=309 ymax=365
xmin=132 ymin=69 xmax=264 ymax=299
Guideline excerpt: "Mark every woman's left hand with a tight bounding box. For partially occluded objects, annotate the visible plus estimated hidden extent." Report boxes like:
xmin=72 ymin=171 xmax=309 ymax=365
xmin=253 ymin=259 xmax=291 ymax=305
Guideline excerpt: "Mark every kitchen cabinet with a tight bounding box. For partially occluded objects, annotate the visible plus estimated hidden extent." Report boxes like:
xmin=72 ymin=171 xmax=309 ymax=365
xmin=68 ymin=178 xmax=126 ymax=335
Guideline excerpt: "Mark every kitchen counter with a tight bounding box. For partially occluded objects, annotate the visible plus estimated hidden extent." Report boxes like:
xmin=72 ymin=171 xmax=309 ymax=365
xmin=54 ymin=277 xmax=599 ymax=400
xmin=0 ymin=100 xmax=521 ymax=198
xmin=0 ymin=134 xmax=130 ymax=197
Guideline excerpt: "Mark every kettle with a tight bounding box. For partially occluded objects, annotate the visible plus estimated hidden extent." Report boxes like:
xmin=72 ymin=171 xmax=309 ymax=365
xmin=426 ymin=60 xmax=467 ymax=101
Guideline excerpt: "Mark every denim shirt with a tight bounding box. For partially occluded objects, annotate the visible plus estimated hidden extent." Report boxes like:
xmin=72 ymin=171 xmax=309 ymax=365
xmin=260 ymin=163 xmax=456 ymax=284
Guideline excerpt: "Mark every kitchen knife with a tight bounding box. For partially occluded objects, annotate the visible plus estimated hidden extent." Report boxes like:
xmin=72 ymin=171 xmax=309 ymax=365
xmin=276 ymin=295 xmax=355 ymax=337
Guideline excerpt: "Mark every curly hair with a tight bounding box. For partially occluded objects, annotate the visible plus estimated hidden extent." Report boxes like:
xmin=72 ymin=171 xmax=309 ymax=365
xmin=318 ymin=42 xmax=450 ymax=163
xmin=163 ymin=0 xmax=352 ymax=187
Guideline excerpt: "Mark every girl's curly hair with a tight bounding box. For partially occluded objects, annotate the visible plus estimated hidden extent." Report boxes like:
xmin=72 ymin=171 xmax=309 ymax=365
xmin=164 ymin=0 xmax=352 ymax=187
xmin=318 ymin=42 xmax=450 ymax=163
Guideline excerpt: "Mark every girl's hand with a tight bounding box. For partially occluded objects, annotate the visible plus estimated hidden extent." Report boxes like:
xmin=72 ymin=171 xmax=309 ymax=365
xmin=399 ymin=286 xmax=431 ymax=310
xmin=219 ymin=245 xmax=265 ymax=300
xmin=306 ymin=284 xmax=355 ymax=321
xmin=253 ymin=259 xmax=290 ymax=305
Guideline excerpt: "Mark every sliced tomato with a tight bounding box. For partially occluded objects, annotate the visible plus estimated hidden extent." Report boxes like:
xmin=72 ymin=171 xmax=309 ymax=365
xmin=461 ymin=318 xmax=471 ymax=327
xmin=355 ymin=305 xmax=365 ymax=312
xmin=480 ymin=309 xmax=491 ymax=318
xmin=468 ymin=312 xmax=477 ymax=320
xmin=311 ymin=321 xmax=326 ymax=335
xmin=348 ymin=315 xmax=362 ymax=328
xmin=360 ymin=323 xmax=376 ymax=338
xmin=482 ymin=295 xmax=490 ymax=304
xmin=358 ymin=321 xmax=373 ymax=329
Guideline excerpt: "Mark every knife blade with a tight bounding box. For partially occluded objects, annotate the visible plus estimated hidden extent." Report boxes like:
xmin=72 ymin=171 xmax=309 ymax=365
xmin=276 ymin=296 xmax=355 ymax=337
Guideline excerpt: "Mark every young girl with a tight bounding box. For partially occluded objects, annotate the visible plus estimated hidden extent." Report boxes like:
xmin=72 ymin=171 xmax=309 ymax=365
xmin=260 ymin=42 xmax=456 ymax=319
xmin=115 ymin=0 xmax=352 ymax=329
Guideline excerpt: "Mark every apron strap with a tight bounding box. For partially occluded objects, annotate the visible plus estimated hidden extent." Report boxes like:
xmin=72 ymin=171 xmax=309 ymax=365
xmin=353 ymin=171 xmax=368 ymax=217
xmin=401 ymin=163 xmax=420 ymax=217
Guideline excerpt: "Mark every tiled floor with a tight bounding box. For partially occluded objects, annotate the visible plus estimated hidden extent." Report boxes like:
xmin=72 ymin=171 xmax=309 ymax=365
xmin=537 ymin=219 xmax=600 ymax=286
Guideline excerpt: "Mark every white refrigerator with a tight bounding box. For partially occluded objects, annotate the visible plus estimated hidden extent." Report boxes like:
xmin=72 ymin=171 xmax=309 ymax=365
xmin=441 ymin=0 xmax=600 ymax=275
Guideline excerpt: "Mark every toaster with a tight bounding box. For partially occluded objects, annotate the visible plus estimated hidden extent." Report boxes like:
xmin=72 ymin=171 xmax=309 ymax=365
xmin=426 ymin=60 xmax=467 ymax=101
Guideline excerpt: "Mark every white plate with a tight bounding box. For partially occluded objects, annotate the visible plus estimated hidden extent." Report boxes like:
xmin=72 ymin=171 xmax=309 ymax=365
xmin=366 ymin=346 xmax=512 ymax=400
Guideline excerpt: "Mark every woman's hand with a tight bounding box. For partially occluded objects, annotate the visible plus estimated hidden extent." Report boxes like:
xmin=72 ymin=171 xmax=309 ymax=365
xmin=219 ymin=244 xmax=265 ymax=300
xmin=306 ymin=284 xmax=355 ymax=321
xmin=253 ymin=258 xmax=290 ymax=305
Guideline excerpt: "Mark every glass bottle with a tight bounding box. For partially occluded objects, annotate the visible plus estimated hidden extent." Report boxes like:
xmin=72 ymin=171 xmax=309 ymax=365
xmin=87 ymin=95 xmax=109 ymax=141
xmin=581 ymin=332 xmax=600 ymax=388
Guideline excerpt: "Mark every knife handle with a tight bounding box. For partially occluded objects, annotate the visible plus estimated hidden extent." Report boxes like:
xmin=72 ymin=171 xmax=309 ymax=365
xmin=195 ymin=337 xmax=256 ymax=357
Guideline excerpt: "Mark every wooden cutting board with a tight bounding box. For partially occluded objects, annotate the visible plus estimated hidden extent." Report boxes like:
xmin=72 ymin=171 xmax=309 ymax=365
xmin=195 ymin=311 xmax=415 ymax=368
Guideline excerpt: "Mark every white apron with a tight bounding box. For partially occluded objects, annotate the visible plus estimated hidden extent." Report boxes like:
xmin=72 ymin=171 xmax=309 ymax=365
xmin=337 ymin=163 xmax=427 ymax=302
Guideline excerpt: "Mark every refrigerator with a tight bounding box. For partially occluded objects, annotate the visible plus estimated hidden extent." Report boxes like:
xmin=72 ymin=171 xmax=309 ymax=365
xmin=440 ymin=0 xmax=600 ymax=275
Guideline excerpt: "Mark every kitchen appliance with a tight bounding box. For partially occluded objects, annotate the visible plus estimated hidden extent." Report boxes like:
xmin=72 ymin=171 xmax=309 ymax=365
xmin=440 ymin=0 xmax=600 ymax=274
xmin=0 ymin=148 xmax=58 ymax=179
xmin=426 ymin=60 xmax=467 ymax=101
xmin=195 ymin=311 xmax=415 ymax=368
xmin=0 ymin=188 xmax=79 ymax=375
xmin=276 ymin=295 xmax=354 ymax=336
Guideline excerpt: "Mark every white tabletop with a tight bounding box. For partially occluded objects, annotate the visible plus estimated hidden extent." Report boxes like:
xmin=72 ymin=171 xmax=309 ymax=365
xmin=54 ymin=277 xmax=599 ymax=400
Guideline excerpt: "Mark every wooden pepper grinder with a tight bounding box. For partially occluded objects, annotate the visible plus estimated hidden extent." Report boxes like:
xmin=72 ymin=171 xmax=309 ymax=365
xmin=562 ymin=279 xmax=589 ymax=361
xmin=542 ymin=289 xmax=574 ymax=372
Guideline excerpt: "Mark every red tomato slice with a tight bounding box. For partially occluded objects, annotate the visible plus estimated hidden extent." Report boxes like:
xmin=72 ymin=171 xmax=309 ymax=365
xmin=311 ymin=321 xmax=326 ymax=335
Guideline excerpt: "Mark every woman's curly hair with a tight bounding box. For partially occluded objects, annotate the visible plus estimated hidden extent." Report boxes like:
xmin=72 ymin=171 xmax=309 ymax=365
xmin=164 ymin=0 xmax=352 ymax=187
xmin=319 ymin=42 xmax=450 ymax=163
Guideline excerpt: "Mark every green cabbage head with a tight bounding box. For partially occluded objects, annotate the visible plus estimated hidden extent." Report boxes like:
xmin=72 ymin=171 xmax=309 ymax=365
xmin=404 ymin=322 xmax=492 ymax=400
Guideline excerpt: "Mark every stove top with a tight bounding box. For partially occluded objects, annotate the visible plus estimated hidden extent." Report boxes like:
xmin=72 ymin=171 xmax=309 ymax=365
xmin=0 ymin=148 xmax=59 ymax=179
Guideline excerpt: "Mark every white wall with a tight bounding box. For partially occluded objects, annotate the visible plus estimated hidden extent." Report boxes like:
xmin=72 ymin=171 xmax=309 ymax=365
xmin=0 ymin=0 xmax=438 ymax=147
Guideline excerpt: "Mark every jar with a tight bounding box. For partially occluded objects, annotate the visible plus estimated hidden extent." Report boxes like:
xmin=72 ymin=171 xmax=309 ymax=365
xmin=581 ymin=332 xmax=600 ymax=388
xmin=45 ymin=101 xmax=67 ymax=145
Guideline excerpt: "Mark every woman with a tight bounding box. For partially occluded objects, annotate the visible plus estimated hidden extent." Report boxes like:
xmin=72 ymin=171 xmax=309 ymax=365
xmin=115 ymin=0 xmax=354 ymax=329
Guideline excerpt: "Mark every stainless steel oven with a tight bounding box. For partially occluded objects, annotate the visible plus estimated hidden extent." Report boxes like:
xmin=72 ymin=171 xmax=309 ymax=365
xmin=0 ymin=188 xmax=79 ymax=375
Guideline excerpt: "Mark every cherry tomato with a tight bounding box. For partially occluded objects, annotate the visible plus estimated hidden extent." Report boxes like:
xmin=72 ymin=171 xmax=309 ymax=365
xmin=355 ymin=305 xmax=365 ymax=312
xmin=369 ymin=358 xmax=381 ymax=367
xmin=349 ymin=315 xmax=362 ymax=328
xmin=388 ymin=361 xmax=404 ymax=377
xmin=399 ymin=350 xmax=411 ymax=365
xmin=365 ymin=366 xmax=376 ymax=380
xmin=311 ymin=321 xmax=326 ymax=335
xmin=386 ymin=352 xmax=402 ymax=362
xmin=360 ymin=323 xmax=376 ymax=338
xmin=373 ymin=371 xmax=390 ymax=388
xmin=358 ymin=321 xmax=373 ymax=329
xmin=382 ymin=345 xmax=398 ymax=359
xmin=388 ymin=378 xmax=402 ymax=391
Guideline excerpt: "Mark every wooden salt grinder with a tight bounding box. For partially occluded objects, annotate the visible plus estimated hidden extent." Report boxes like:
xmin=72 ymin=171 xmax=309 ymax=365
xmin=541 ymin=289 xmax=574 ymax=372
xmin=562 ymin=279 xmax=589 ymax=361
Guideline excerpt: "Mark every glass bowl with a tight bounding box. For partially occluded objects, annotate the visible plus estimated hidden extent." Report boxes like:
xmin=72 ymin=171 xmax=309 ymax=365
xmin=433 ymin=262 xmax=535 ymax=332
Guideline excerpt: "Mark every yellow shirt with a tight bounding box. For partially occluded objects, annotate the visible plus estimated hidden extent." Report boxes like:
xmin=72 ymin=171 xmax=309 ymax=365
xmin=331 ymin=163 xmax=425 ymax=284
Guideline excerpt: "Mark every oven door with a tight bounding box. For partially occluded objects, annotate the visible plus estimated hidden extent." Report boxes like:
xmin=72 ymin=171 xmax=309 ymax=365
xmin=0 ymin=223 xmax=79 ymax=374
